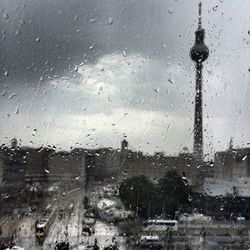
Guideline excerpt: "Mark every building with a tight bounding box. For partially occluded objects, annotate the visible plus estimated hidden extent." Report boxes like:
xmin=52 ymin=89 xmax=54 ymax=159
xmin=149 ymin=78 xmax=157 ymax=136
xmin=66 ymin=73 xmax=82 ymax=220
xmin=120 ymin=139 xmax=194 ymax=182
xmin=85 ymin=147 xmax=120 ymax=183
xmin=0 ymin=139 xmax=26 ymax=194
xmin=214 ymin=146 xmax=250 ymax=181
xmin=47 ymin=148 xmax=86 ymax=182
xmin=24 ymin=147 xmax=53 ymax=183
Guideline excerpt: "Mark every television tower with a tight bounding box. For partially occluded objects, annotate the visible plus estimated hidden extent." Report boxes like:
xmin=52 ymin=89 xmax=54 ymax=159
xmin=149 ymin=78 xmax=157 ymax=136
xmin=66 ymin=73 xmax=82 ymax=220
xmin=190 ymin=1 xmax=209 ymax=163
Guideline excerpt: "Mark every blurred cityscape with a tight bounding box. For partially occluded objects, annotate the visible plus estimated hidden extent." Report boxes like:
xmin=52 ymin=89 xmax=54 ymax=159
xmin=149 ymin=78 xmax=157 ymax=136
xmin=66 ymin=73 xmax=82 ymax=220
xmin=1 ymin=1 xmax=250 ymax=250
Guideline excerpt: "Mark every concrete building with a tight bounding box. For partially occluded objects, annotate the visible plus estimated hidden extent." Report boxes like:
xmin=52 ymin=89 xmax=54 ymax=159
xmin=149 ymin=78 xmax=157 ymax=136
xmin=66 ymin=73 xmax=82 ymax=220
xmin=214 ymin=146 xmax=250 ymax=181
xmin=24 ymin=147 xmax=53 ymax=183
xmin=120 ymin=139 xmax=195 ymax=182
xmin=85 ymin=147 xmax=120 ymax=183
xmin=0 ymin=139 xmax=26 ymax=193
xmin=48 ymin=148 xmax=85 ymax=182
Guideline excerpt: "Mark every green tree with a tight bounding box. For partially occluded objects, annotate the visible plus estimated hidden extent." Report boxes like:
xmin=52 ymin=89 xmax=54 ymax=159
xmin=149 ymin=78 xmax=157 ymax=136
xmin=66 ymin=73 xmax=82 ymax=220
xmin=119 ymin=175 xmax=156 ymax=218
xmin=158 ymin=170 xmax=193 ymax=217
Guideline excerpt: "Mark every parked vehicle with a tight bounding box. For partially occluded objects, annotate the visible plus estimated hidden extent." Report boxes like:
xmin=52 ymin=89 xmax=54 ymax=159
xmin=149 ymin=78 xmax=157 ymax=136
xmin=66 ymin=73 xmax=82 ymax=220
xmin=138 ymin=235 xmax=163 ymax=249
xmin=142 ymin=219 xmax=178 ymax=232
xmin=83 ymin=212 xmax=96 ymax=226
xmin=55 ymin=241 xmax=69 ymax=250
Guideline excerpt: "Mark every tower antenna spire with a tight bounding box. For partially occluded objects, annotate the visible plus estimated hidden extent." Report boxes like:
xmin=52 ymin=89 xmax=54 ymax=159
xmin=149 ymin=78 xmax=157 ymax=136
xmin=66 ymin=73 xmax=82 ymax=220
xmin=198 ymin=1 xmax=202 ymax=29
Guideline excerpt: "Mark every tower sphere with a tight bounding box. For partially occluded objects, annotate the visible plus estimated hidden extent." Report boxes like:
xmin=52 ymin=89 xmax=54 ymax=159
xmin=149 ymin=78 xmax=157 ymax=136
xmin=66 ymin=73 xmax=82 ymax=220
xmin=190 ymin=29 xmax=209 ymax=63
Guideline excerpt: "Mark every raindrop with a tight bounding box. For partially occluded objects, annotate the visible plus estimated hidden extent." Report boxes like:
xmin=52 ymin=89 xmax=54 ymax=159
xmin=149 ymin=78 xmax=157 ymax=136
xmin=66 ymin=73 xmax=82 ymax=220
xmin=168 ymin=78 xmax=174 ymax=84
xmin=154 ymin=88 xmax=159 ymax=94
xmin=4 ymin=70 xmax=9 ymax=76
xmin=15 ymin=107 xmax=19 ymax=114
xmin=168 ymin=8 xmax=174 ymax=14
xmin=90 ymin=18 xmax=96 ymax=23
xmin=75 ymin=176 xmax=80 ymax=180
xmin=35 ymin=37 xmax=40 ymax=42
xmin=108 ymin=17 xmax=113 ymax=25
xmin=1 ymin=90 xmax=6 ymax=96
xmin=2 ymin=13 xmax=9 ymax=20
xmin=212 ymin=5 xmax=218 ymax=11
xmin=74 ymin=65 xmax=78 ymax=72
xmin=122 ymin=51 xmax=127 ymax=57
xmin=45 ymin=169 xmax=50 ymax=174
xmin=162 ymin=44 xmax=166 ymax=48
xmin=89 ymin=44 xmax=94 ymax=50
xmin=74 ymin=15 xmax=78 ymax=22
xmin=32 ymin=129 xmax=37 ymax=136
xmin=8 ymin=93 xmax=17 ymax=100
xmin=248 ymin=30 xmax=250 ymax=36
xmin=108 ymin=96 xmax=113 ymax=102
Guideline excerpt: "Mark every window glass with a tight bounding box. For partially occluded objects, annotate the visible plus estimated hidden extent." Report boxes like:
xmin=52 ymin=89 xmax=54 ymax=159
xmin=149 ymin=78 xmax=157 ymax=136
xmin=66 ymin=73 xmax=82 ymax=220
xmin=0 ymin=1 xmax=249 ymax=249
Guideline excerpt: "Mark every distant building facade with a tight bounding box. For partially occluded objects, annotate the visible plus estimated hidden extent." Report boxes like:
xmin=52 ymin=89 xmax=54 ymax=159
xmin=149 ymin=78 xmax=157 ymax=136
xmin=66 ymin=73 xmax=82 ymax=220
xmin=0 ymin=140 xmax=26 ymax=193
xmin=214 ymin=147 xmax=250 ymax=181
xmin=47 ymin=148 xmax=85 ymax=182
xmin=119 ymin=139 xmax=212 ymax=183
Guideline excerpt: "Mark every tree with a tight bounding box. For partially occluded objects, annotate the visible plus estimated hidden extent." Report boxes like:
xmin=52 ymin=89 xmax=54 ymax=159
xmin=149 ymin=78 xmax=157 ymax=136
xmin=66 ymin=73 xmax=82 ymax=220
xmin=158 ymin=170 xmax=193 ymax=217
xmin=119 ymin=176 xmax=156 ymax=218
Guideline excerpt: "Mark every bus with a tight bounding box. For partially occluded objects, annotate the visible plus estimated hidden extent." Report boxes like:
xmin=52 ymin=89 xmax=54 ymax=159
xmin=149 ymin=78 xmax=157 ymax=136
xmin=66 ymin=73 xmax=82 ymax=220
xmin=142 ymin=219 xmax=178 ymax=232
xmin=35 ymin=208 xmax=56 ymax=244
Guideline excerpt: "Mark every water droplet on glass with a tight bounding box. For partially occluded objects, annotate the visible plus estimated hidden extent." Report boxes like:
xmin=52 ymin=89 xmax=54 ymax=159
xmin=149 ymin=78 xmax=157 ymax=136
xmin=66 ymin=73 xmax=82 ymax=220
xmin=168 ymin=78 xmax=174 ymax=84
xmin=212 ymin=5 xmax=218 ymax=11
xmin=32 ymin=129 xmax=37 ymax=136
xmin=8 ymin=93 xmax=17 ymax=100
xmin=108 ymin=17 xmax=113 ymax=25
xmin=74 ymin=15 xmax=78 ymax=22
xmin=168 ymin=8 xmax=174 ymax=14
xmin=2 ymin=13 xmax=9 ymax=20
xmin=154 ymin=88 xmax=160 ymax=94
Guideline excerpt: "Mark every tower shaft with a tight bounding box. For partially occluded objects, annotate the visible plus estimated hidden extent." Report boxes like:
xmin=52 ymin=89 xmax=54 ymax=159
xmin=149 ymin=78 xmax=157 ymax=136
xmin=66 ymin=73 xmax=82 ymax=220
xmin=193 ymin=62 xmax=203 ymax=162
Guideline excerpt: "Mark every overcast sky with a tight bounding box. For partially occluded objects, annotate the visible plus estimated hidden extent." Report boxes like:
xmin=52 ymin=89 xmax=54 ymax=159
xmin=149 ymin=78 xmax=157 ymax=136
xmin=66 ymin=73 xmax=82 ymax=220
xmin=0 ymin=0 xmax=250 ymax=157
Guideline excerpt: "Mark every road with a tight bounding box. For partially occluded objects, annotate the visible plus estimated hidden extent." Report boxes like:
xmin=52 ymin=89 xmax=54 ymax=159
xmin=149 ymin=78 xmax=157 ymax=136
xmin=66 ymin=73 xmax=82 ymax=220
xmin=14 ymin=189 xmax=128 ymax=250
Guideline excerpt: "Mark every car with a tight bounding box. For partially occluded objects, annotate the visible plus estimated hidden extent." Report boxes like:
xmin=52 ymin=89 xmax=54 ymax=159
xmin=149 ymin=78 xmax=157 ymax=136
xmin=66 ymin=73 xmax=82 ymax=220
xmin=55 ymin=241 xmax=69 ymax=250
xmin=83 ymin=212 xmax=96 ymax=225
xmin=103 ymin=245 xmax=119 ymax=250
xmin=138 ymin=235 xmax=163 ymax=249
